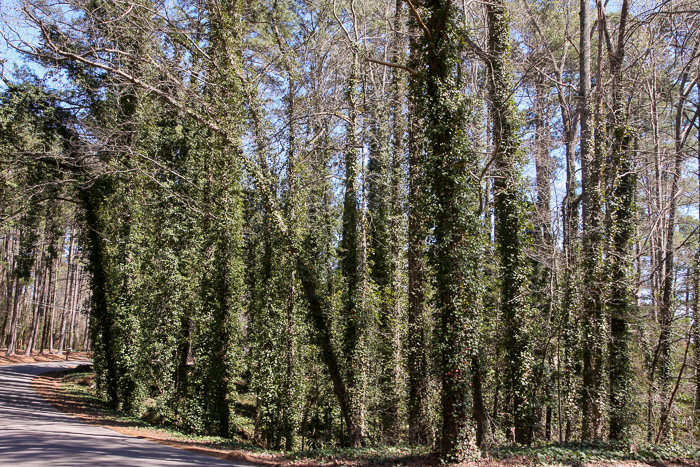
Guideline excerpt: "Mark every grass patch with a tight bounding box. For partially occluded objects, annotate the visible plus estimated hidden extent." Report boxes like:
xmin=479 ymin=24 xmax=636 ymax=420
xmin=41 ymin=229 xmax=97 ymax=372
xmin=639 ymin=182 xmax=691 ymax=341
xmin=488 ymin=441 xmax=700 ymax=465
xmin=285 ymin=445 xmax=435 ymax=465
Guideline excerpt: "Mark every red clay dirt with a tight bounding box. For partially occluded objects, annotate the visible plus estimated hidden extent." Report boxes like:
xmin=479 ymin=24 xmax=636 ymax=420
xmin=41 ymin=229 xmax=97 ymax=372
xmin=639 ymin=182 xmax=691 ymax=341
xmin=0 ymin=349 xmax=91 ymax=365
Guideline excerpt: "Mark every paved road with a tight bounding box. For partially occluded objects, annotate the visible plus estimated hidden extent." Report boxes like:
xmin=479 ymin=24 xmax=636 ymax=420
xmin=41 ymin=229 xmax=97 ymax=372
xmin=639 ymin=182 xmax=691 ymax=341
xmin=0 ymin=361 xmax=253 ymax=466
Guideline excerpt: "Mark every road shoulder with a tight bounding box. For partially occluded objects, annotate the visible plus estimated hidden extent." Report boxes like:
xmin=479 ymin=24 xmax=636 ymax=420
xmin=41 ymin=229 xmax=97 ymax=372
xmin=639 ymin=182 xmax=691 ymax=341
xmin=32 ymin=370 xmax=282 ymax=466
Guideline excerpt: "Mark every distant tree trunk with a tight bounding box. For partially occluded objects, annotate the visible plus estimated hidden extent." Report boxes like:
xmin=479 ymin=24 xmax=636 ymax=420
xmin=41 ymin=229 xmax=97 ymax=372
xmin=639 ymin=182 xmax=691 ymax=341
xmin=69 ymin=272 xmax=83 ymax=351
xmin=40 ymin=256 xmax=58 ymax=354
xmin=46 ymin=275 xmax=57 ymax=353
xmin=0 ymin=234 xmax=14 ymax=349
xmin=658 ymin=44 xmax=699 ymax=441
xmin=5 ymin=276 xmax=24 ymax=356
xmin=57 ymin=234 xmax=76 ymax=355
xmin=25 ymin=254 xmax=46 ymax=355
xmin=42 ymin=235 xmax=64 ymax=354
xmin=0 ymin=273 xmax=13 ymax=348
xmin=82 ymin=306 xmax=91 ymax=352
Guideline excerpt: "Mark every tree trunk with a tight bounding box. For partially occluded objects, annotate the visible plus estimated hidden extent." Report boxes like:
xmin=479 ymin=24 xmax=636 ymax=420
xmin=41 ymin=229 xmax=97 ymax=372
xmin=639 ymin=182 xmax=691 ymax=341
xmin=39 ymin=259 xmax=56 ymax=354
xmin=69 ymin=272 xmax=83 ymax=351
xmin=81 ymin=185 xmax=119 ymax=408
xmin=24 ymin=254 xmax=45 ymax=356
xmin=487 ymin=0 xmax=533 ymax=444
xmin=606 ymin=0 xmax=633 ymax=440
xmin=0 ymin=237 xmax=14 ymax=349
xmin=296 ymin=256 xmax=358 ymax=448
xmin=695 ymin=120 xmax=700 ymax=434
xmin=415 ymin=0 xmax=483 ymax=459
xmin=658 ymin=44 xmax=699 ymax=441
xmin=580 ymin=0 xmax=605 ymax=441
xmin=5 ymin=279 xmax=23 ymax=356
xmin=42 ymin=238 xmax=63 ymax=354
xmin=339 ymin=49 xmax=364 ymax=447
xmin=57 ymin=233 xmax=76 ymax=355
xmin=406 ymin=21 xmax=430 ymax=446
xmin=472 ymin=355 xmax=487 ymax=446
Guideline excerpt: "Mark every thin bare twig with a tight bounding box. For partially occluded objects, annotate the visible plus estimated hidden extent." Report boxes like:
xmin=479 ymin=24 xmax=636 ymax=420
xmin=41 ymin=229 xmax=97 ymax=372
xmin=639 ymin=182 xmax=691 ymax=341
xmin=366 ymin=57 xmax=418 ymax=76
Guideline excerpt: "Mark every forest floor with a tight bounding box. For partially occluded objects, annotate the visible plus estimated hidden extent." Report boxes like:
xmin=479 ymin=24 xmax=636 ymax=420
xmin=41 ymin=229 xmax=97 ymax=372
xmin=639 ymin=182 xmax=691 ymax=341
xmin=0 ymin=349 xmax=91 ymax=365
xmin=33 ymin=367 xmax=700 ymax=467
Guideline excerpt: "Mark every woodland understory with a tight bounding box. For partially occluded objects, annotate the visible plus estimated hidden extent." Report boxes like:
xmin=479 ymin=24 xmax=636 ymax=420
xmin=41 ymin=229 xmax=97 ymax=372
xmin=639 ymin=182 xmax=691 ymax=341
xmin=1 ymin=0 xmax=700 ymax=462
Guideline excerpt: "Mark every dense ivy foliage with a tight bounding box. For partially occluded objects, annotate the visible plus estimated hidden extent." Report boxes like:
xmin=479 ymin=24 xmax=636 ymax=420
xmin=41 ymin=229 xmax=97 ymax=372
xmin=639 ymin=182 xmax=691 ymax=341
xmin=3 ymin=0 xmax=700 ymax=462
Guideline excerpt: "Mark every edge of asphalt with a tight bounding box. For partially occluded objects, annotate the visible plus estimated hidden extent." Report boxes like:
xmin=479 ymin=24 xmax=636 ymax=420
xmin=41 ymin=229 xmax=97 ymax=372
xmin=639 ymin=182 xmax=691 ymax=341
xmin=28 ymin=362 xmax=265 ymax=466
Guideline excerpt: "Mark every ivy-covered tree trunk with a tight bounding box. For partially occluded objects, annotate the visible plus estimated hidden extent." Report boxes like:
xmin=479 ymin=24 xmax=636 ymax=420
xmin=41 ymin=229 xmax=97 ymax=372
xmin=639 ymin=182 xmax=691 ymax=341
xmin=579 ymin=0 xmax=606 ymax=441
xmin=194 ymin=0 xmax=247 ymax=438
xmin=414 ymin=0 xmax=482 ymax=459
xmin=607 ymin=133 xmax=634 ymax=440
xmin=559 ymin=60 xmax=581 ymax=440
xmin=487 ymin=0 xmax=535 ymax=444
xmin=282 ymin=76 xmax=299 ymax=453
xmin=81 ymin=182 xmax=119 ymax=409
xmin=368 ymin=0 xmax=406 ymax=443
xmin=340 ymin=51 xmax=365 ymax=447
xmin=406 ymin=43 xmax=431 ymax=444
xmin=606 ymin=0 xmax=633 ymax=440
